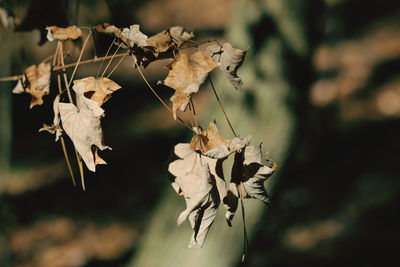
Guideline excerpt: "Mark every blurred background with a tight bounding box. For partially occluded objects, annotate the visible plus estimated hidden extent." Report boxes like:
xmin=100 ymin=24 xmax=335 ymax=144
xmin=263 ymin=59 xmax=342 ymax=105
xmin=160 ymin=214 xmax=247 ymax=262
xmin=1 ymin=0 xmax=400 ymax=266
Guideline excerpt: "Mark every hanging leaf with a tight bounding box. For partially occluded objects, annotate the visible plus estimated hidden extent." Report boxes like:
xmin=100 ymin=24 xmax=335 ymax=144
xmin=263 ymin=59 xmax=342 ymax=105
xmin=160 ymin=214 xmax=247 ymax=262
xmin=12 ymin=79 xmax=25 ymax=94
xmin=204 ymin=156 xmax=238 ymax=226
xmin=207 ymin=43 xmax=248 ymax=90
xmin=169 ymin=26 xmax=194 ymax=47
xmin=231 ymin=144 xmax=276 ymax=204
xmin=72 ymin=77 xmax=121 ymax=107
xmin=168 ymin=143 xmax=220 ymax=248
xmin=58 ymin=101 xmax=110 ymax=172
xmin=97 ymin=23 xmax=130 ymax=47
xmin=97 ymin=23 xmax=148 ymax=49
xmin=161 ymin=51 xmax=218 ymax=119
xmin=39 ymin=95 xmax=63 ymax=141
xmin=14 ymin=62 xmax=51 ymax=109
xmin=190 ymin=121 xmax=251 ymax=159
xmin=46 ymin=25 xmax=82 ymax=41
xmin=147 ymin=26 xmax=194 ymax=54
xmin=121 ymin=24 xmax=148 ymax=48
xmin=147 ymin=29 xmax=172 ymax=54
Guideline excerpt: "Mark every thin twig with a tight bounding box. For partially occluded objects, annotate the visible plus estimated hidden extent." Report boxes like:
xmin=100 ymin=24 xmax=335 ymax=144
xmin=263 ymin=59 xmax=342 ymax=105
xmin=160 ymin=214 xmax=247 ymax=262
xmin=239 ymin=182 xmax=249 ymax=263
xmin=53 ymin=52 xmax=129 ymax=72
xmin=68 ymin=31 xmax=92 ymax=87
xmin=190 ymin=99 xmax=199 ymax=129
xmin=97 ymin=37 xmax=116 ymax=78
xmin=101 ymin=42 xmax=123 ymax=77
xmin=0 ymin=75 xmax=23 ymax=82
xmin=106 ymin=54 xmax=127 ymax=79
xmin=60 ymin=136 xmax=77 ymax=186
xmin=208 ymin=75 xmax=237 ymax=137
xmin=91 ymin=29 xmax=98 ymax=59
xmin=58 ymin=42 xmax=86 ymax=190
xmin=53 ymin=42 xmax=61 ymax=67
xmin=132 ymin=55 xmax=193 ymax=131
xmin=75 ymin=149 xmax=86 ymax=191
xmin=59 ymin=42 xmax=74 ymax=103
xmin=0 ymin=52 xmax=130 ymax=84
xmin=54 ymin=44 xmax=77 ymax=186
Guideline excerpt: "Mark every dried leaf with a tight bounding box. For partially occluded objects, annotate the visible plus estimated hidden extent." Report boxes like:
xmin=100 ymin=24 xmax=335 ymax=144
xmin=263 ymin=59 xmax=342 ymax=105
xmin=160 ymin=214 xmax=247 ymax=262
xmin=96 ymin=23 xmax=118 ymax=35
xmin=231 ymin=144 xmax=276 ymax=204
xmin=161 ymin=51 xmax=218 ymax=119
xmin=121 ymin=24 xmax=148 ymax=47
xmin=39 ymin=95 xmax=63 ymax=141
xmin=169 ymin=26 xmax=194 ymax=46
xmin=97 ymin=23 xmax=129 ymax=47
xmin=147 ymin=26 xmax=193 ymax=54
xmin=207 ymin=43 xmax=247 ymax=90
xmin=147 ymin=30 xmax=172 ymax=54
xmin=12 ymin=79 xmax=25 ymax=94
xmin=168 ymin=143 xmax=220 ymax=248
xmin=97 ymin=23 xmax=147 ymax=49
xmin=19 ymin=62 xmax=51 ymax=108
xmin=205 ymin=157 xmax=238 ymax=226
xmin=58 ymin=102 xmax=110 ymax=172
xmin=190 ymin=122 xmax=251 ymax=159
xmin=46 ymin=25 xmax=82 ymax=41
xmin=72 ymin=77 xmax=121 ymax=107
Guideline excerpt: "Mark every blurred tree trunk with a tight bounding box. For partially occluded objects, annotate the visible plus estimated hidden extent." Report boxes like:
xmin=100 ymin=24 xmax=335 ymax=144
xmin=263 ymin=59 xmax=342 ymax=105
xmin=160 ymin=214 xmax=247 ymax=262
xmin=0 ymin=30 xmax=12 ymax=266
xmin=0 ymin=31 xmax=12 ymax=184
xmin=129 ymin=0 xmax=318 ymax=266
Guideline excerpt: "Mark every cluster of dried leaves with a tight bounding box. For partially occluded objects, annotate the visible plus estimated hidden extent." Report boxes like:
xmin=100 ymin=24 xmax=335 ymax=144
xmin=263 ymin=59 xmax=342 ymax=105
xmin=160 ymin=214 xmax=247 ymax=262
xmin=169 ymin=122 xmax=276 ymax=247
xmin=9 ymin=24 xmax=276 ymax=248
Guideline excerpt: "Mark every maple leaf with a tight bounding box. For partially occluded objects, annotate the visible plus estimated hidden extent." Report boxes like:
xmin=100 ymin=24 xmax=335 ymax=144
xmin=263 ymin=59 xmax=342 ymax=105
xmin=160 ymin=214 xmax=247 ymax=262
xmin=39 ymin=95 xmax=63 ymax=141
xmin=13 ymin=62 xmax=51 ymax=108
xmin=204 ymin=156 xmax=238 ymax=226
xmin=147 ymin=26 xmax=193 ymax=54
xmin=97 ymin=23 xmax=148 ymax=49
xmin=207 ymin=43 xmax=248 ymax=90
xmin=168 ymin=143 xmax=220 ymax=248
xmin=97 ymin=23 xmax=130 ymax=47
xmin=72 ymin=77 xmax=121 ymax=107
xmin=121 ymin=24 xmax=148 ymax=48
xmin=169 ymin=26 xmax=194 ymax=46
xmin=46 ymin=25 xmax=82 ymax=41
xmin=147 ymin=30 xmax=172 ymax=54
xmin=59 ymin=77 xmax=112 ymax=172
xmin=58 ymin=99 xmax=110 ymax=172
xmin=139 ymin=26 xmax=194 ymax=68
xmin=190 ymin=121 xmax=251 ymax=159
xmin=161 ymin=51 xmax=218 ymax=119
xmin=231 ymin=144 xmax=276 ymax=204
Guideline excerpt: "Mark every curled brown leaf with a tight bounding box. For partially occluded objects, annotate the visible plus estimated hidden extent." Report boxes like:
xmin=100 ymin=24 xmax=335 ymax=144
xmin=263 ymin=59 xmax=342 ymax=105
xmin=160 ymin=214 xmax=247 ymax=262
xmin=161 ymin=51 xmax=218 ymax=119
xmin=46 ymin=26 xmax=82 ymax=41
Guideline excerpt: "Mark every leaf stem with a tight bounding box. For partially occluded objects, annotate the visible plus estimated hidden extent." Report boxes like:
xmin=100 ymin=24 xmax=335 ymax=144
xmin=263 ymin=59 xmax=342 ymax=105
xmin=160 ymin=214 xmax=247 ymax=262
xmin=68 ymin=30 xmax=92 ymax=87
xmin=132 ymin=55 xmax=193 ymax=131
xmin=101 ymin=42 xmax=123 ymax=78
xmin=106 ymin=54 xmax=127 ymax=79
xmin=208 ymin=75 xmax=237 ymax=137
xmin=53 ymin=52 xmax=129 ymax=72
xmin=54 ymin=42 xmax=77 ymax=187
xmin=96 ymin=37 xmax=116 ymax=78
xmin=239 ymin=182 xmax=249 ymax=263
xmin=58 ymin=42 xmax=86 ymax=190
